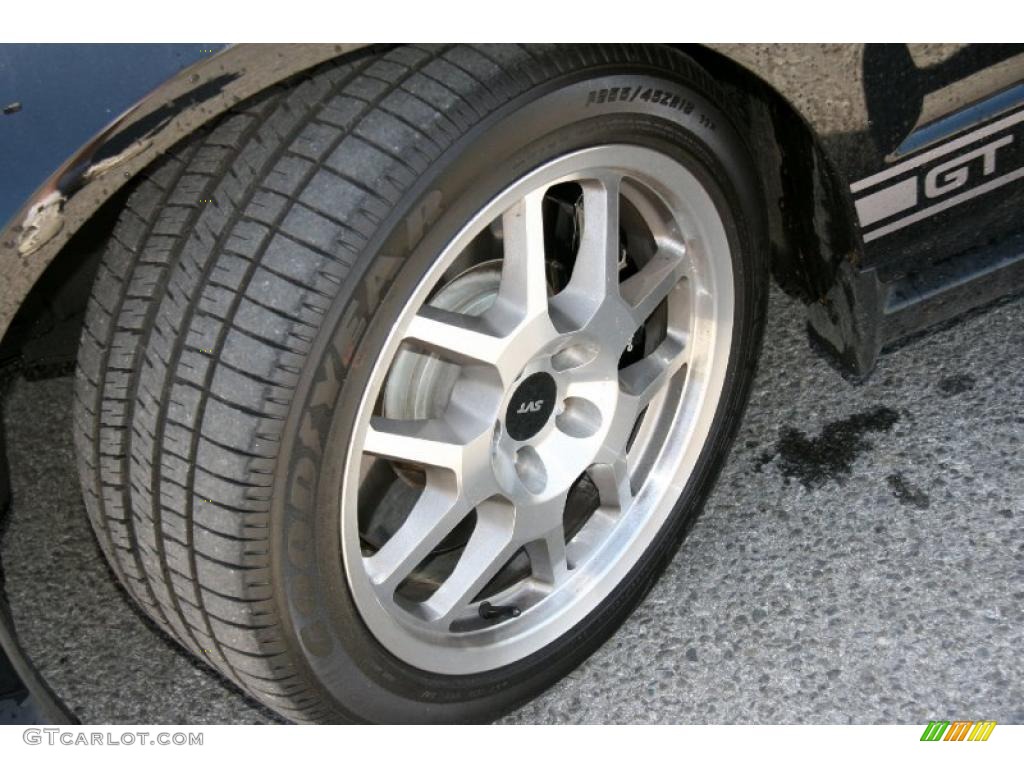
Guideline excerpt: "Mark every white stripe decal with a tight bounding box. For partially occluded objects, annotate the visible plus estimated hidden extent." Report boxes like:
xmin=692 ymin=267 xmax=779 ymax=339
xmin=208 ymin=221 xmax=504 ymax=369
xmin=862 ymin=167 xmax=1024 ymax=242
xmin=850 ymin=108 xmax=1024 ymax=194
xmin=854 ymin=177 xmax=918 ymax=227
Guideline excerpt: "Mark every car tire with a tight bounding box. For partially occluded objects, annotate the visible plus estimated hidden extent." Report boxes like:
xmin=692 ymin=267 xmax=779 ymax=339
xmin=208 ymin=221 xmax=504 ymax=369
xmin=73 ymin=43 xmax=767 ymax=723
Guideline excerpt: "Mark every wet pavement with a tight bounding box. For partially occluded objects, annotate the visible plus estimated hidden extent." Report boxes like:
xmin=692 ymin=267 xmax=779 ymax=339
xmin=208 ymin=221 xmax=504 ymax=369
xmin=2 ymin=286 xmax=1022 ymax=724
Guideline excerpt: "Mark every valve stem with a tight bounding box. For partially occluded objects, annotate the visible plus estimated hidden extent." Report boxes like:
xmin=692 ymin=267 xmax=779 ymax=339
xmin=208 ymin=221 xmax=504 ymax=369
xmin=478 ymin=601 xmax=521 ymax=621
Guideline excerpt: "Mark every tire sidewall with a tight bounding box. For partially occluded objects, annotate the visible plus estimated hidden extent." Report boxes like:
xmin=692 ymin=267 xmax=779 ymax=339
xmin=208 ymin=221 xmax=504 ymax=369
xmin=271 ymin=58 xmax=766 ymax=722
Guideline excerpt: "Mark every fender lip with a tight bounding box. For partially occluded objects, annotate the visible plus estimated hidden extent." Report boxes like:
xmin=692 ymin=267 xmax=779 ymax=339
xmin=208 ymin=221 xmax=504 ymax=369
xmin=0 ymin=587 xmax=78 ymax=724
xmin=1 ymin=408 xmax=75 ymax=723
xmin=0 ymin=43 xmax=371 ymax=347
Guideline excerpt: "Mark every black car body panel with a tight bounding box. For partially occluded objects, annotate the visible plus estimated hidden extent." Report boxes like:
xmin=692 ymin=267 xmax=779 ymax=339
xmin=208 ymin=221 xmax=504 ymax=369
xmin=701 ymin=43 xmax=1024 ymax=374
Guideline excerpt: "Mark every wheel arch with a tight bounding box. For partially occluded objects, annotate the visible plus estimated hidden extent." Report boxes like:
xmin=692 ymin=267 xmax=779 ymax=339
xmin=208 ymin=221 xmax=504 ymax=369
xmin=682 ymin=46 xmax=864 ymax=299
xmin=1 ymin=43 xmax=868 ymax=371
xmin=679 ymin=45 xmax=876 ymax=375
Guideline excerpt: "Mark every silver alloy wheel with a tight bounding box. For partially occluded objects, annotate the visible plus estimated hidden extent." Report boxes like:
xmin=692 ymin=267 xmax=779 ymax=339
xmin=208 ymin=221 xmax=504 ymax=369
xmin=341 ymin=145 xmax=734 ymax=674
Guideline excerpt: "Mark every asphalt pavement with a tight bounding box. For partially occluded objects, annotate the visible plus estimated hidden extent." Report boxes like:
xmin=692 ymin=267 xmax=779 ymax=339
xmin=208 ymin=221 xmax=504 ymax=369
xmin=2 ymin=286 xmax=1022 ymax=724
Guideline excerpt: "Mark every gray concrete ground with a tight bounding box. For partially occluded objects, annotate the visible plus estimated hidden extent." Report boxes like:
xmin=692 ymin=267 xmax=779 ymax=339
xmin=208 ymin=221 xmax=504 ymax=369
xmin=2 ymin=287 xmax=1022 ymax=724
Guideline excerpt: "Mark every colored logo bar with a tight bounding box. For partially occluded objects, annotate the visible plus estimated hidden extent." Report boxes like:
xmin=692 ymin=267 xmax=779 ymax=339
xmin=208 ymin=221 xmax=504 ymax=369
xmin=920 ymin=720 xmax=997 ymax=741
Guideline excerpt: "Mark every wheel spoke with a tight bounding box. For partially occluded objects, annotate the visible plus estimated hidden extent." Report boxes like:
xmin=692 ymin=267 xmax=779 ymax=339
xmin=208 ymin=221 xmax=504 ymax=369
xmin=525 ymin=524 xmax=570 ymax=586
xmin=364 ymin=483 xmax=472 ymax=590
xmin=365 ymin=416 xmax=467 ymax=471
xmin=588 ymin=457 xmax=633 ymax=512
xmin=421 ymin=498 xmax=517 ymax=626
xmin=619 ymin=337 xmax=687 ymax=416
xmin=565 ymin=174 xmax=622 ymax=302
xmin=404 ymin=305 xmax=506 ymax=367
xmin=620 ymin=248 xmax=687 ymax=327
xmin=499 ymin=190 xmax=550 ymax=322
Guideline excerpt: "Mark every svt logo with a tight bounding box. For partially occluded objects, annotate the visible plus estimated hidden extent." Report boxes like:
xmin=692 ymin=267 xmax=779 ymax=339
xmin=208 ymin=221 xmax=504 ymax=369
xmin=516 ymin=400 xmax=545 ymax=414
